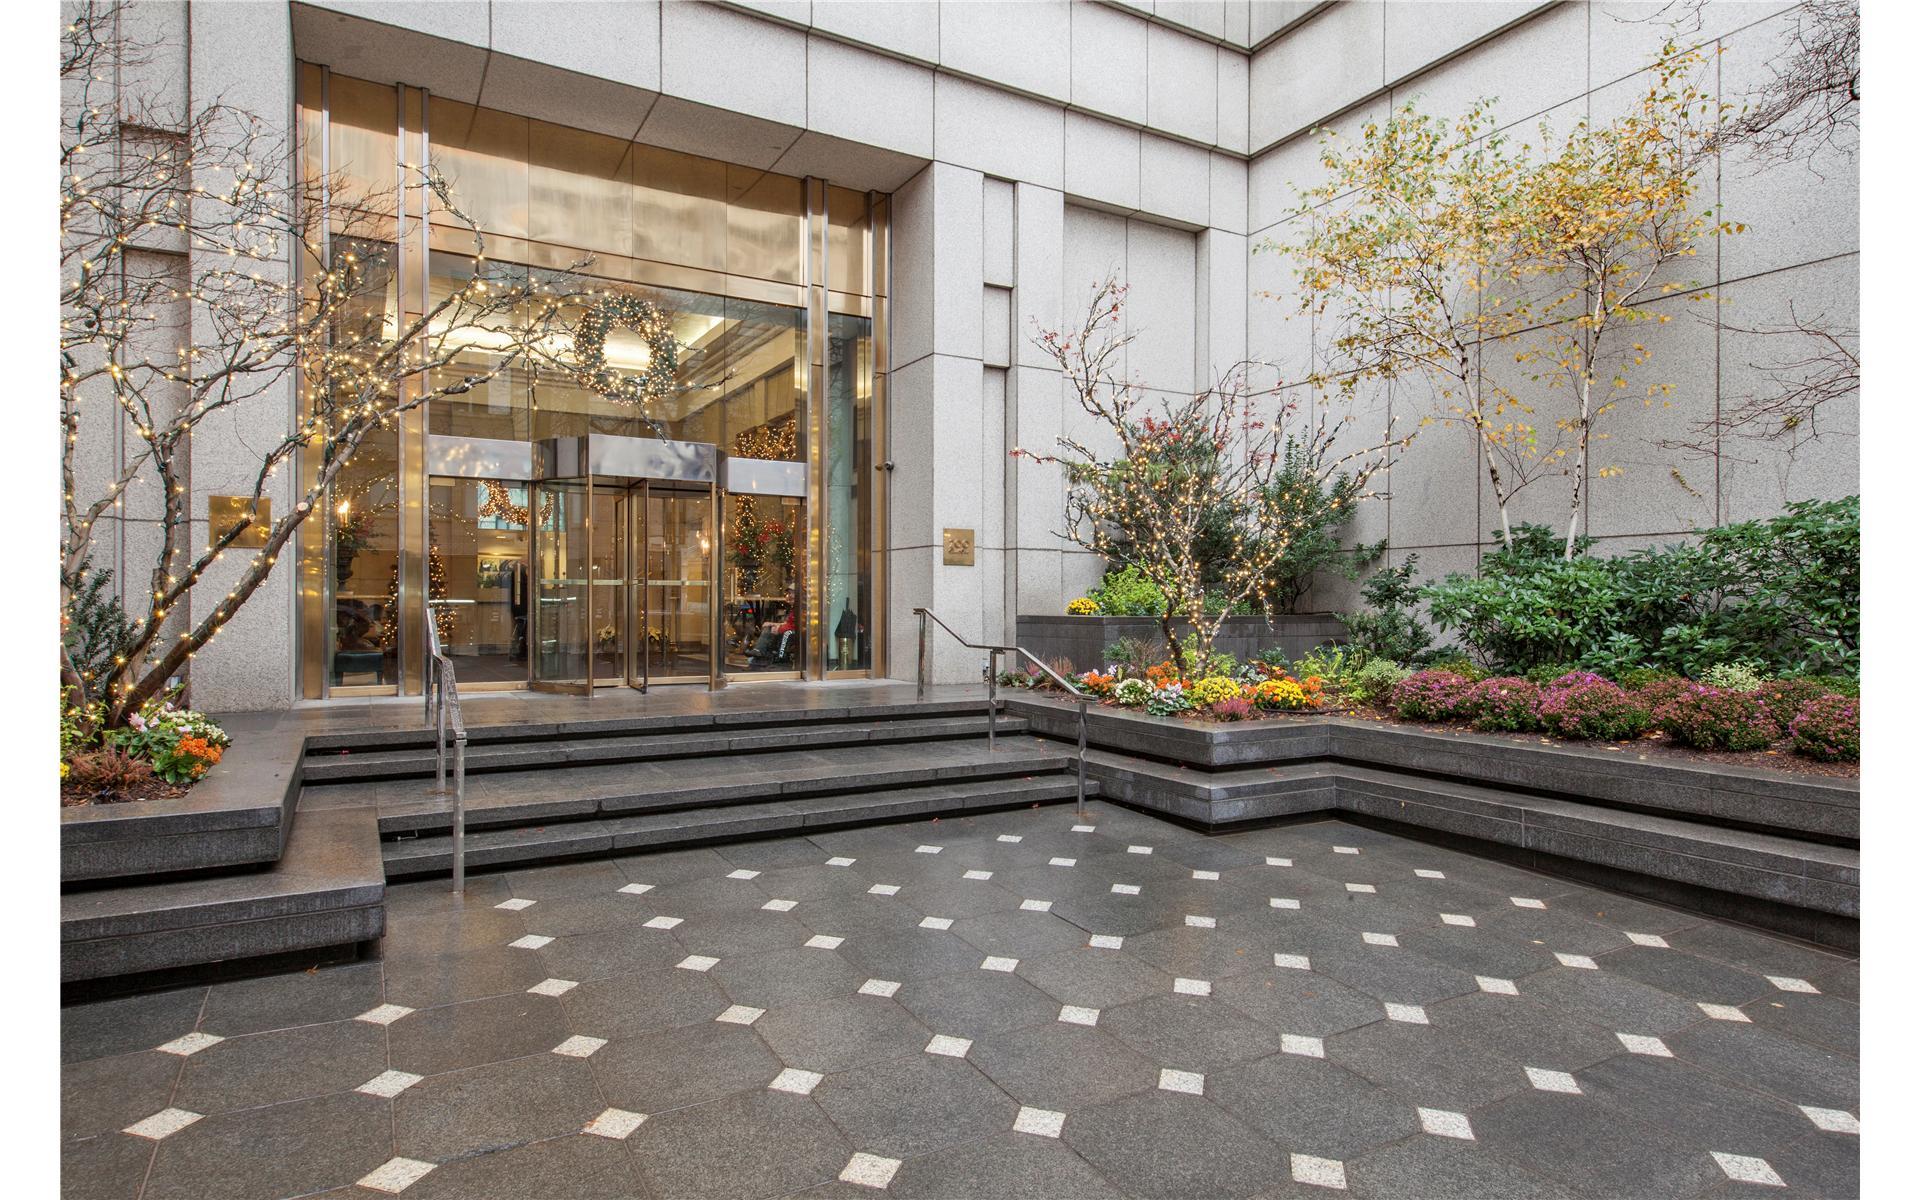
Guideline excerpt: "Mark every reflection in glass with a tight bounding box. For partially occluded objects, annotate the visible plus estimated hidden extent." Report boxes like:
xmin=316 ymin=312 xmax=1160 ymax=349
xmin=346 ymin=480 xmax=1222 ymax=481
xmin=326 ymin=237 xmax=400 ymax=688
xmin=428 ymin=478 xmax=533 ymax=684
xmin=826 ymin=313 xmax=874 ymax=671
xmin=644 ymin=491 xmax=714 ymax=680
xmin=532 ymin=480 xmax=591 ymax=689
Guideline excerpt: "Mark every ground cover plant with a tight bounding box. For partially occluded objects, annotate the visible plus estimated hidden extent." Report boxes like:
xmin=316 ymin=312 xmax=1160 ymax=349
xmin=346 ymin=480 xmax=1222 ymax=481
xmin=61 ymin=693 xmax=232 ymax=804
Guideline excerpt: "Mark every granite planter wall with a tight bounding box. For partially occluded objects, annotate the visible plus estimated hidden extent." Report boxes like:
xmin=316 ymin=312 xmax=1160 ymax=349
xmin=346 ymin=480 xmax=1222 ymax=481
xmin=1014 ymin=613 xmax=1346 ymax=673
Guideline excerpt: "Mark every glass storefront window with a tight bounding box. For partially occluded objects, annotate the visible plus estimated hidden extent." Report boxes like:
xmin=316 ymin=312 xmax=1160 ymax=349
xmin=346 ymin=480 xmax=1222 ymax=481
xmin=302 ymin=67 xmax=885 ymax=694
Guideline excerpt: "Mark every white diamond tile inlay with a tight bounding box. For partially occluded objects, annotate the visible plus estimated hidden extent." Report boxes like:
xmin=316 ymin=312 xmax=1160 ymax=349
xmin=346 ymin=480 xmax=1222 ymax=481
xmin=1477 ymin=976 xmax=1518 ymax=995
xmin=1625 ymin=932 xmax=1669 ymax=948
xmin=1192 ymin=870 xmax=1220 ymax=881
xmin=1185 ymin=915 xmax=1216 ymax=929
xmin=676 ymin=956 xmax=719 ymax=973
xmin=1440 ymin=914 xmax=1476 ymax=927
xmin=1554 ymin=953 xmax=1598 ymax=970
xmin=1799 ymin=1106 xmax=1859 ymax=1134
xmin=1158 ymin=1068 xmax=1205 ymax=1095
xmin=728 ymin=869 xmax=761 ymax=880
xmin=1271 ymin=898 xmax=1301 ymax=910
xmin=805 ymin=935 xmax=845 ymax=950
xmin=1698 ymin=1003 xmax=1751 ymax=1022
xmin=357 ymin=1070 xmax=424 ymax=1098
xmin=1385 ymin=1003 xmax=1429 ymax=1025
xmin=1275 ymin=953 xmax=1311 ymax=970
xmin=1511 ymin=897 xmax=1546 ymax=909
xmin=1072 ymin=825 xmax=1096 ymax=833
xmin=356 ymin=1004 xmax=414 ymax=1026
xmin=1291 ymin=1153 xmax=1348 ymax=1190
xmin=919 ymin=917 xmax=953 ymax=930
xmin=717 ymin=1005 xmax=765 ymax=1026
xmin=1049 ymin=857 xmax=1077 ymax=867
xmin=528 ymin=977 xmax=579 ymax=996
xmin=1415 ymin=869 xmax=1446 ymax=879
xmin=963 ymin=870 xmax=994 ymax=881
xmin=925 ymin=1034 xmax=972 ymax=1058
xmin=762 ymin=899 xmax=798 ymax=912
xmin=1281 ymin=1034 xmax=1325 ymax=1058
xmin=1112 ymin=884 xmax=1141 ymax=895
xmin=553 ymin=1035 xmax=607 ymax=1058
xmin=156 ymin=1032 xmax=224 ymax=1057
xmin=998 ymin=835 xmax=1024 ymax=843
xmin=1173 ymin=977 xmax=1212 ymax=996
xmin=1362 ymin=932 xmax=1399 ymax=947
xmin=869 ymin=884 xmax=900 ymax=896
xmin=826 ymin=857 xmax=856 ymax=867
xmin=1525 ymin=1067 xmax=1581 ymax=1094
xmin=1128 ymin=845 xmax=1154 ymax=855
xmin=1711 ymin=1152 xmax=1784 ymax=1187
xmin=915 ymin=845 xmax=943 ymax=855
xmin=1617 ymin=1033 xmax=1672 ymax=1057
xmin=509 ymin=934 xmax=554 ymax=950
xmin=1020 ymin=899 xmax=1053 ymax=912
xmin=357 ymin=1158 xmax=437 ymax=1194
xmin=1334 ymin=846 xmax=1360 ymax=855
xmin=583 ymin=1108 xmax=647 ymax=1139
xmin=769 ymin=1068 xmax=825 ymax=1096
xmin=1059 ymin=1005 xmax=1100 ymax=1026
xmin=1267 ymin=857 xmax=1293 ymax=867
xmin=1089 ymin=934 xmax=1124 ymax=949
xmin=1768 ymin=975 xmax=1819 ymax=994
xmin=495 ymin=898 xmax=536 ymax=911
xmin=1419 ymin=1108 xmax=1475 ymax=1140
xmin=642 ymin=917 xmax=682 ymax=931
xmin=1014 ymin=1106 xmax=1067 ymax=1138
xmin=981 ymin=956 xmax=1019 ymax=973
xmin=858 ymin=979 xmax=902 ymax=998
xmin=123 ymin=1108 xmax=203 ymax=1140
xmin=840 ymin=1152 xmax=901 ymax=1189
xmin=618 ymin=883 xmax=654 ymax=896
xmin=1345 ymin=883 xmax=1377 ymax=894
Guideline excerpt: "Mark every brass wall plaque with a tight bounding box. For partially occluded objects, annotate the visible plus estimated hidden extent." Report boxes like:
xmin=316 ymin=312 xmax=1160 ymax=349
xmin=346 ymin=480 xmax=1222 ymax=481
xmin=942 ymin=527 xmax=975 ymax=566
xmin=209 ymin=495 xmax=271 ymax=550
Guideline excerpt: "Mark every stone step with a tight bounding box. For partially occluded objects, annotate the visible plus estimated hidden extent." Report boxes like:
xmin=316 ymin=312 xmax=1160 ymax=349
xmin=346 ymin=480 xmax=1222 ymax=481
xmin=60 ymin=806 xmax=386 ymax=988
xmin=381 ymin=773 xmax=1093 ymax=878
xmin=301 ymin=714 xmax=1026 ymax=783
xmin=341 ymin=738 xmax=1073 ymax=837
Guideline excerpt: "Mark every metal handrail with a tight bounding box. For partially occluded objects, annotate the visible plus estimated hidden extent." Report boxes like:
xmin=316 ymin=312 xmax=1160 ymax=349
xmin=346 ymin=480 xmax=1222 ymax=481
xmin=912 ymin=607 xmax=1091 ymax=815
xmin=423 ymin=607 xmax=469 ymax=896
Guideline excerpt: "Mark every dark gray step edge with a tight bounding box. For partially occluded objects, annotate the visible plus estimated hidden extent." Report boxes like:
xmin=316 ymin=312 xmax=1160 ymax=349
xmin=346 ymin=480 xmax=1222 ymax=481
xmin=302 ymin=715 xmax=1029 ymax=783
xmin=301 ymin=699 xmax=1001 ymax=753
xmin=374 ymin=750 xmax=1075 ymax=837
xmin=381 ymin=776 xmax=1093 ymax=877
xmin=60 ymin=807 xmax=386 ymax=983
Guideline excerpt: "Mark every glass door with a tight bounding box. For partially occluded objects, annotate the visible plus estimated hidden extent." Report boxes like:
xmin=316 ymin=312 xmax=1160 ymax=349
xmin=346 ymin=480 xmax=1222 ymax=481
xmin=529 ymin=479 xmax=592 ymax=694
xmin=642 ymin=486 xmax=717 ymax=684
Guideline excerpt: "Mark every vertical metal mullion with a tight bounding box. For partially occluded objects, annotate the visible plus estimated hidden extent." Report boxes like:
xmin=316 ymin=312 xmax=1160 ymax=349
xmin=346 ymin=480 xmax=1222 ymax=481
xmin=804 ymin=178 xmax=829 ymax=680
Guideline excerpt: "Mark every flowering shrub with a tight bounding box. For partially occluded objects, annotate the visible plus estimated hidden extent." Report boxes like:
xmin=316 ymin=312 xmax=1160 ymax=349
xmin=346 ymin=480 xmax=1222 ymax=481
xmin=1066 ymin=596 xmax=1100 ymax=616
xmin=1652 ymin=685 xmax=1774 ymax=751
xmin=1252 ymin=678 xmax=1315 ymax=711
xmin=1389 ymin=670 xmax=1475 ymax=721
xmin=1755 ymin=678 xmax=1830 ymax=736
xmin=1536 ymin=677 xmax=1651 ymax=741
xmin=1189 ymin=676 xmax=1242 ymax=706
xmin=1146 ymin=683 xmax=1193 ymax=716
xmin=1211 ymin=697 xmax=1254 ymax=721
xmin=1461 ymin=677 xmax=1543 ymax=733
xmin=1076 ymin=671 xmax=1116 ymax=697
xmin=1789 ymin=694 xmax=1859 ymax=761
xmin=1113 ymin=678 xmax=1151 ymax=707
xmin=61 ymin=695 xmax=233 ymax=789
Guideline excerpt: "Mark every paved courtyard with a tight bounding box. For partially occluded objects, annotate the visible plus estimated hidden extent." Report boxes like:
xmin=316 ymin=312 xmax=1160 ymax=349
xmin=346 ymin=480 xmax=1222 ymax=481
xmin=62 ymin=802 xmax=1859 ymax=1200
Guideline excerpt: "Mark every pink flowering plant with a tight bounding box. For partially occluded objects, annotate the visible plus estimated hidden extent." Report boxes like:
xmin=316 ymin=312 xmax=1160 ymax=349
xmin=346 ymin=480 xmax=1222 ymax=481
xmin=1788 ymin=694 xmax=1859 ymax=762
xmin=1460 ymin=677 xmax=1543 ymax=733
xmin=1535 ymin=675 xmax=1652 ymax=741
xmin=1388 ymin=670 xmax=1476 ymax=721
xmin=1652 ymin=685 xmax=1774 ymax=751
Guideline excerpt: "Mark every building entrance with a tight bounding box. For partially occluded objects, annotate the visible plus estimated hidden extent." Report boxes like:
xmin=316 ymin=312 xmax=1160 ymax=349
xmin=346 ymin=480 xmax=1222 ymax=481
xmin=529 ymin=436 xmax=723 ymax=694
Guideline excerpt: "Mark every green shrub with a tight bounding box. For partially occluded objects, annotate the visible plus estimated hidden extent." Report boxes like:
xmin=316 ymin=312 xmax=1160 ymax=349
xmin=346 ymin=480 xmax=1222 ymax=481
xmin=1088 ymin=566 xmax=1166 ymax=616
xmin=1523 ymin=662 xmax=1581 ymax=685
xmin=1258 ymin=438 xmax=1384 ymax=612
xmin=1102 ymin=637 xmax=1156 ymax=672
xmin=1701 ymin=661 xmax=1766 ymax=692
xmin=1340 ymin=556 xmax=1434 ymax=665
xmin=1790 ymin=673 xmax=1860 ymax=698
xmin=1421 ymin=654 xmax=1488 ymax=682
xmin=1349 ymin=659 xmax=1412 ymax=704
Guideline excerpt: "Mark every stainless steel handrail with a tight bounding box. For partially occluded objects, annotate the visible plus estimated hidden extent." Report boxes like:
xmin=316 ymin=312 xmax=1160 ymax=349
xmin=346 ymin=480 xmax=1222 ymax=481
xmin=424 ymin=606 xmax=469 ymax=896
xmin=912 ymin=607 xmax=1091 ymax=815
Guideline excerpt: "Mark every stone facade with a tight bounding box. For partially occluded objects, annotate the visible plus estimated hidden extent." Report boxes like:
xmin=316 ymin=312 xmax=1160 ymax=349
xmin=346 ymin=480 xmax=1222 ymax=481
xmin=79 ymin=1 xmax=1859 ymax=698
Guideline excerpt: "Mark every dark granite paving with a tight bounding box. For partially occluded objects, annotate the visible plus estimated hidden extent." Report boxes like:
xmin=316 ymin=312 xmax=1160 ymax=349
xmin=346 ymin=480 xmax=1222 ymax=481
xmin=61 ymin=804 xmax=1860 ymax=1199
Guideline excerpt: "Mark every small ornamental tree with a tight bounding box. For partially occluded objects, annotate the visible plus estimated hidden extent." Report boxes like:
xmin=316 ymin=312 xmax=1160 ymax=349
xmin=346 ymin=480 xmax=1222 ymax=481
xmin=1503 ymin=41 xmax=1740 ymax=558
xmin=1014 ymin=281 xmax=1398 ymax=674
xmin=60 ymin=3 xmax=590 ymax=729
xmin=1268 ymin=99 xmax=1554 ymax=548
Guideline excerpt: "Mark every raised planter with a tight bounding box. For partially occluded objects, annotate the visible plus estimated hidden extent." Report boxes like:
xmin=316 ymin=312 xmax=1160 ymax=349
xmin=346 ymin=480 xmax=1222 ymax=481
xmin=1004 ymin=693 xmax=1860 ymax=948
xmin=1014 ymin=613 xmax=1346 ymax=673
xmin=61 ymin=732 xmax=305 ymax=883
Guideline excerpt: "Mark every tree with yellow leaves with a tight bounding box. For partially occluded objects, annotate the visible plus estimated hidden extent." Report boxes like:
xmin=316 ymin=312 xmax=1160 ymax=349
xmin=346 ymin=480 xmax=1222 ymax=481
xmin=1265 ymin=99 xmax=1554 ymax=549
xmin=1504 ymin=41 xmax=1741 ymax=558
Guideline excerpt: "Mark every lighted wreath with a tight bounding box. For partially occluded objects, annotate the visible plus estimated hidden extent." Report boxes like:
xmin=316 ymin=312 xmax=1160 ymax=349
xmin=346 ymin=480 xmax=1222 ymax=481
xmin=572 ymin=294 xmax=679 ymax=409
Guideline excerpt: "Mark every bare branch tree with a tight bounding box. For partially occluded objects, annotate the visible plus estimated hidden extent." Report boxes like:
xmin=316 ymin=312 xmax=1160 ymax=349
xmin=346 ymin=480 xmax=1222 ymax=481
xmin=61 ymin=2 xmax=593 ymax=728
xmin=1714 ymin=0 xmax=1860 ymax=167
xmin=1664 ymin=303 xmax=1858 ymax=460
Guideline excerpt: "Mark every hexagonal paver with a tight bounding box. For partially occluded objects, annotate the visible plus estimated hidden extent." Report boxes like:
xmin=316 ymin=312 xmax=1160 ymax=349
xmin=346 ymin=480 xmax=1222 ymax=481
xmin=813 ymin=1052 xmax=1017 ymax=1159
xmin=590 ymin=1020 xmax=784 ymax=1114
xmin=753 ymin=993 xmax=932 ymax=1074
xmin=968 ymin=1021 xmax=1161 ymax=1113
